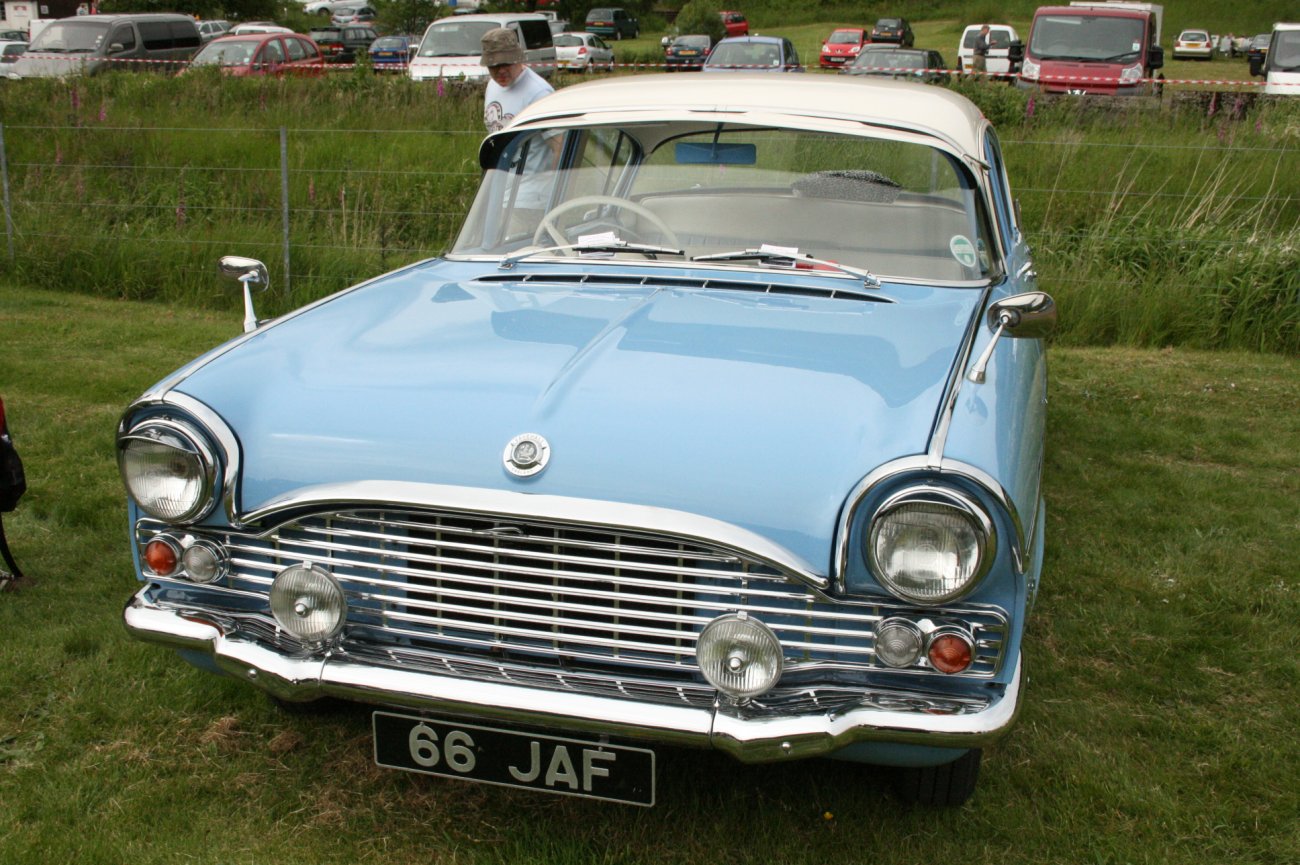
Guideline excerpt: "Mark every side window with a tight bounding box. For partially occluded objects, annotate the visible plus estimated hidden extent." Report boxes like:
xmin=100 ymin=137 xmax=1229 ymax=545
xmin=519 ymin=20 xmax=552 ymax=49
xmin=138 ymin=21 xmax=172 ymax=50
xmin=110 ymin=25 xmax=136 ymax=52
xmin=786 ymin=41 xmax=799 ymax=66
xmin=285 ymin=36 xmax=307 ymax=60
xmin=566 ymin=128 xmax=635 ymax=200
xmin=263 ymin=39 xmax=285 ymax=63
xmin=170 ymin=21 xmax=200 ymax=49
xmin=983 ymin=127 xmax=1017 ymax=247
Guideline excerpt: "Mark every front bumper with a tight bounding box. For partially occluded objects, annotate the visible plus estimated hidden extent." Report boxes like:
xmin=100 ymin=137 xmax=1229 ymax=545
xmin=124 ymin=585 xmax=1023 ymax=762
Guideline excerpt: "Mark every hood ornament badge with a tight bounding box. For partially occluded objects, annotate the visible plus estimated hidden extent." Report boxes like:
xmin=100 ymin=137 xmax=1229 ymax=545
xmin=503 ymin=433 xmax=550 ymax=477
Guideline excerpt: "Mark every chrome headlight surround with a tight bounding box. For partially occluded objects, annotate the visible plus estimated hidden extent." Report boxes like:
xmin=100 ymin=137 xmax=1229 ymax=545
xmin=117 ymin=418 xmax=219 ymax=524
xmin=866 ymin=486 xmax=996 ymax=605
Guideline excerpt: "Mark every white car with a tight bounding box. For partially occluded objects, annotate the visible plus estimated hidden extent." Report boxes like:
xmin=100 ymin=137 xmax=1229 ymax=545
xmin=0 ymin=39 xmax=28 ymax=65
xmin=1173 ymin=30 xmax=1214 ymax=61
xmin=553 ymin=31 xmax=614 ymax=72
xmin=229 ymin=22 xmax=295 ymax=36
xmin=957 ymin=23 xmax=1019 ymax=76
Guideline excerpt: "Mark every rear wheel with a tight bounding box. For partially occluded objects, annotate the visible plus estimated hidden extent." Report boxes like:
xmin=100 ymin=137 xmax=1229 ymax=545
xmin=892 ymin=749 xmax=982 ymax=806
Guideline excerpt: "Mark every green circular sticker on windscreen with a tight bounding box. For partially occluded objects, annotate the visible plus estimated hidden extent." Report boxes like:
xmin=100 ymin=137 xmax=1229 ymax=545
xmin=950 ymin=235 xmax=978 ymax=268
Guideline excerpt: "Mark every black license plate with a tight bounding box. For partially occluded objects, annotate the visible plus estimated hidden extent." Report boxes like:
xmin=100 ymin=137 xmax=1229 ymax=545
xmin=373 ymin=712 xmax=656 ymax=806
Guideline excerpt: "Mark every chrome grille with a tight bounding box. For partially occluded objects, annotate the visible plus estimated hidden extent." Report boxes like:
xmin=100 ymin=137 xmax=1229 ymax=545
xmin=141 ymin=509 xmax=1007 ymax=680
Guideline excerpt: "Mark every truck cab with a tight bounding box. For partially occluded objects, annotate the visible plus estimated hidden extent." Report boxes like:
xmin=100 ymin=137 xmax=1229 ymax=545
xmin=1018 ymin=2 xmax=1164 ymax=95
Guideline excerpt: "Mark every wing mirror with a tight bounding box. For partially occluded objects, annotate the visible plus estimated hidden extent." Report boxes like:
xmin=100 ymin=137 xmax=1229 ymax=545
xmin=218 ymin=255 xmax=270 ymax=333
xmin=966 ymin=292 xmax=1057 ymax=384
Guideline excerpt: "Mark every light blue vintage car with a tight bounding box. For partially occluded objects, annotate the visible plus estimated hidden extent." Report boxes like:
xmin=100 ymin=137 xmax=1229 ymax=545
xmin=119 ymin=75 xmax=1055 ymax=807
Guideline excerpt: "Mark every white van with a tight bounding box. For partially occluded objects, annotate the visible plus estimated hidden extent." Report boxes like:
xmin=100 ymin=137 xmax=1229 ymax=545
xmin=1263 ymin=23 xmax=1300 ymax=96
xmin=957 ymin=23 xmax=1019 ymax=75
xmin=409 ymin=12 xmax=554 ymax=82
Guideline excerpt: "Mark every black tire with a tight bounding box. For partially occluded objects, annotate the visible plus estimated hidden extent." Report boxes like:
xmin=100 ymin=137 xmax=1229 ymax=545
xmin=893 ymin=748 xmax=982 ymax=806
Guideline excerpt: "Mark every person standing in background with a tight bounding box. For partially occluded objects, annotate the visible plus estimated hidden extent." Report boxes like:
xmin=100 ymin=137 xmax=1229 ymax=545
xmin=972 ymin=24 xmax=990 ymax=76
xmin=481 ymin=27 xmax=553 ymax=133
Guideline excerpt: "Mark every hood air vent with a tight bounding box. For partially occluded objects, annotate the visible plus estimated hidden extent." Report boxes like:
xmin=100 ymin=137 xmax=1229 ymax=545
xmin=474 ymin=272 xmax=893 ymax=304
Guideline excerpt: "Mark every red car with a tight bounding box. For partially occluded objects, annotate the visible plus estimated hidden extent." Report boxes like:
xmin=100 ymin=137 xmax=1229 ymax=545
xmin=188 ymin=32 xmax=325 ymax=77
xmin=819 ymin=27 xmax=868 ymax=68
xmin=719 ymin=11 xmax=748 ymax=37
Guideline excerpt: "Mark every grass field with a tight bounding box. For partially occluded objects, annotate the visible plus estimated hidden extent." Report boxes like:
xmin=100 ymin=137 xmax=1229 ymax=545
xmin=1 ymin=286 xmax=1297 ymax=865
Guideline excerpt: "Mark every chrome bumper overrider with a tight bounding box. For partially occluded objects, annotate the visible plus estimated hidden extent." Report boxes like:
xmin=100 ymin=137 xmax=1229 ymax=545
xmin=124 ymin=586 xmax=1022 ymax=761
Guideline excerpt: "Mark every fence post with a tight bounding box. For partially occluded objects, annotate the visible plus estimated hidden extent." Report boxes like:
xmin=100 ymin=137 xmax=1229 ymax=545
xmin=280 ymin=126 xmax=291 ymax=295
xmin=0 ymin=123 xmax=14 ymax=264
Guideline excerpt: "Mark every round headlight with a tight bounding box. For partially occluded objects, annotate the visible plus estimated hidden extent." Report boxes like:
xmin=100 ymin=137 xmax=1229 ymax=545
xmin=868 ymin=489 xmax=993 ymax=604
xmin=696 ymin=613 xmax=783 ymax=700
xmin=118 ymin=420 xmax=217 ymax=523
xmin=270 ymin=563 xmax=346 ymax=643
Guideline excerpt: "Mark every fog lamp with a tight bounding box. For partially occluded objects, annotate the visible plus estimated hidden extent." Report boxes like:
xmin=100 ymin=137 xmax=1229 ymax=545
xmin=270 ymin=563 xmax=346 ymax=642
xmin=927 ymin=630 xmax=974 ymax=674
xmin=875 ymin=618 xmax=923 ymax=668
xmin=144 ymin=535 xmax=181 ymax=577
xmin=181 ymin=539 xmax=228 ymax=584
xmin=696 ymin=612 xmax=783 ymax=700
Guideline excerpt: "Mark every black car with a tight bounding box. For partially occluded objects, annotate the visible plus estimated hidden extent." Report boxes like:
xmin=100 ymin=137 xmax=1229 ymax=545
xmin=843 ymin=46 xmax=947 ymax=83
xmin=870 ymin=17 xmax=914 ymax=47
xmin=308 ymin=25 xmax=378 ymax=64
xmin=1246 ymin=32 xmax=1270 ymax=76
xmin=664 ymin=34 xmax=712 ymax=70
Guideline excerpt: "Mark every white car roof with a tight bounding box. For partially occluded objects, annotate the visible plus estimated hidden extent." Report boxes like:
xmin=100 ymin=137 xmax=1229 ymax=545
xmin=505 ymin=74 xmax=990 ymax=159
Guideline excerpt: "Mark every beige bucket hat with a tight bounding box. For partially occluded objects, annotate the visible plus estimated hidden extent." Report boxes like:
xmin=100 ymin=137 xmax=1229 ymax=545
xmin=481 ymin=27 xmax=525 ymax=66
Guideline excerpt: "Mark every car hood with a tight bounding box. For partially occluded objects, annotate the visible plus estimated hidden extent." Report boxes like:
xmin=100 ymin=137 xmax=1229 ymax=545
xmin=170 ymin=261 xmax=980 ymax=573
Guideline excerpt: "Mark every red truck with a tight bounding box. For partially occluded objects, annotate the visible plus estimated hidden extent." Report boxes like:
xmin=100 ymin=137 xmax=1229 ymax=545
xmin=1017 ymin=2 xmax=1164 ymax=95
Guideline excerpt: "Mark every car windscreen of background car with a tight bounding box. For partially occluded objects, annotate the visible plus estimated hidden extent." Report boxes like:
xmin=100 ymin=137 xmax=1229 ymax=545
xmin=419 ymin=21 xmax=495 ymax=57
xmin=28 ymin=21 xmax=110 ymax=52
xmin=1030 ymin=15 xmax=1145 ymax=61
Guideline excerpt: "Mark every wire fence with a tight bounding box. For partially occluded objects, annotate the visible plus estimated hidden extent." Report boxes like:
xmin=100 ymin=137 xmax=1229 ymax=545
xmin=0 ymin=114 xmax=1295 ymax=310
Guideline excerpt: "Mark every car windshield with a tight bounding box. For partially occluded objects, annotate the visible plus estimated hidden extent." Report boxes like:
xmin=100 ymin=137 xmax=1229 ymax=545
xmin=829 ymin=30 xmax=862 ymax=44
xmin=192 ymin=38 xmax=259 ymax=65
xmin=372 ymin=36 xmax=406 ymax=49
xmin=28 ymin=20 xmax=109 ymax=52
xmin=709 ymin=41 xmax=781 ymax=67
xmin=1269 ymin=29 xmax=1300 ymax=70
xmin=418 ymin=20 xmax=496 ymax=57
xmin=854 ymin=50 xmax=924 ymax=69
xmin=1029 ymin=14 xmax=1146 ymax=61
xmin=452 ymin=122 xmax=995 ymax=282
xmin=876 ymin=19 xmax=901 ymax=29
xmin=553 ymin=34 xmax=583 ymax=47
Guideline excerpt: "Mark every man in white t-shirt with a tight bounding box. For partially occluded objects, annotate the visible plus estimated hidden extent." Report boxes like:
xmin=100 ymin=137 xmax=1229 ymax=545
xmin=481 ymin=27 xmax=561 ymax=233
xmin=481 ymin=27 xmax=554 ymax=133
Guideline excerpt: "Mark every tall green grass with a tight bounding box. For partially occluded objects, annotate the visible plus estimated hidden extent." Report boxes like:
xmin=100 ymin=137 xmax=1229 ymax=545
xmin=0 ymin=71 xmax=1296 ymax=352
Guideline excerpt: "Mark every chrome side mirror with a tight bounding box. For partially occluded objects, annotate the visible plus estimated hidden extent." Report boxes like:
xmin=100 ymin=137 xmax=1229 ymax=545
xmin=218 ymin=256 xmax=269 ymax=333
xmin=966 ymin=292 xmax=1057 ymax=384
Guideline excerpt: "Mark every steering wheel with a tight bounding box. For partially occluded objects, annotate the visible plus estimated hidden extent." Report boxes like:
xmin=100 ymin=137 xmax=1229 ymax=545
xmin=533 ymin=195 xmax=681 ymax=251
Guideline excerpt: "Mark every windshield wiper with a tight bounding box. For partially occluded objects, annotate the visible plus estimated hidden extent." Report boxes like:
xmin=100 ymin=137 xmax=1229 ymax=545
xmin=692 ymin=247 xmax=882 ymax=290
xmin=499 ymin=239 xmax=686 ymax=270
xmin=1097 ymin=52 xmax=1141 ymax=62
